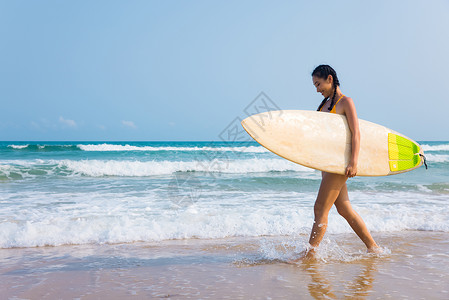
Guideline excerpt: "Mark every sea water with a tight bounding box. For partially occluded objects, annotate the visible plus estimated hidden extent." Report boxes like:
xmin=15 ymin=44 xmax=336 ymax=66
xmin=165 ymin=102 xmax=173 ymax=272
xmin=0 ymin=141 xmax=448 ymax=248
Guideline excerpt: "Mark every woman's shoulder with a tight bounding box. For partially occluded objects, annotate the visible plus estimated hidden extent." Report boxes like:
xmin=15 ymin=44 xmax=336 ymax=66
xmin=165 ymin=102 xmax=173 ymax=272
xmin=340 ymin=95 xmax=355 ymax=108
xmin=339 ymin=95 xmax=357 ymax=115
xmin=340 ymin=95 xmax=353 ymax=103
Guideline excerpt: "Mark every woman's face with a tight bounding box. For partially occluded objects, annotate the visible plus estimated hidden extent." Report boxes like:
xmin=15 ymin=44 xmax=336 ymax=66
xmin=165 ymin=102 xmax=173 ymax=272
xmin=312 ymin=75 xmax=333 ymax=98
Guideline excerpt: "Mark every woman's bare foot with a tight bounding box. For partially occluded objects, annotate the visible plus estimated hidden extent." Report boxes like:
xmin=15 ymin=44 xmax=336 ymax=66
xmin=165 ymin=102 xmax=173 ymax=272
xmin=367 ymin=246 xmax=382 ymax=254
xmin=286 ymin=248 xmax=317 ymax=264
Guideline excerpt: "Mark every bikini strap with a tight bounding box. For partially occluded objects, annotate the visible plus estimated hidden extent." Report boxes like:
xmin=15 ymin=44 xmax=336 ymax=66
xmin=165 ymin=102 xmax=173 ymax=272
xmin=319 ymin=94 xmax=344 ymax=112
xmin=335 ymin=94 xmax=344 ymax=104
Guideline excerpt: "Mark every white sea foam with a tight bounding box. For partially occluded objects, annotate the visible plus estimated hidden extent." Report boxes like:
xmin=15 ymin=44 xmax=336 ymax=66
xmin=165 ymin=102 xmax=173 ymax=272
xmin=2 ymin=140 xmax=448 ymax=250
xmin=0 ymin=189 xmax=448 ymax=248
xmin=255 ymin=236 xmax=391 ymax=263
xmin=61 ymin=158 xmax=313 ymax=176
xmin=6 ymin=144 xmax=75 ymax=150
xmin=77 ymin=143 xmax=268 ymax=153
xmin=425 ymin=154 xmax=449 ymax=163
xmin=1 ymin=153 xmax=447 ymax=179
xmin=7 ymin=144 xmax=29 ymax=149
xmin=0 ymin=160 xmax=48 ymax=179
xmin=421 ymin=144 xmax=449 ymax=152
xmin=0 ymin=158 xmax=313 ymax=178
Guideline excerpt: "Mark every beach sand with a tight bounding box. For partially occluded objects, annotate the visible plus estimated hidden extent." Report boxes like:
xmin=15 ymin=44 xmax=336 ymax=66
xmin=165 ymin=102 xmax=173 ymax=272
xmin=2 ymin=231 xmax=449 ymax=299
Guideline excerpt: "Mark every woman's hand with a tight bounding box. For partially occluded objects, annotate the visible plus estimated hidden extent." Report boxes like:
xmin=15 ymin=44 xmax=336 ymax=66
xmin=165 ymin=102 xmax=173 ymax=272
xmin=345 ymin=162 xmax=357 ymax=178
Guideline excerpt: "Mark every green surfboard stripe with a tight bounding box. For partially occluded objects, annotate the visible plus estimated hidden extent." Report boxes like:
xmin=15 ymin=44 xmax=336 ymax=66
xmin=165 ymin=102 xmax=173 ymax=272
xmin=388 ymin=133 xmax=421 ymax=172
xmin=394 ymin=134 xmax=415 ymax=150
xmin=393 ymin=160 xmax=415 ymax=170
xmin=388 ymin=143 xmax=415 ymax=160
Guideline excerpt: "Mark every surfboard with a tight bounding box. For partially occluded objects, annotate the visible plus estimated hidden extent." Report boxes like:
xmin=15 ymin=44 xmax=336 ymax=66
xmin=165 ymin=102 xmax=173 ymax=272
xmin=240 ymin=110 xmax=425 ymax=176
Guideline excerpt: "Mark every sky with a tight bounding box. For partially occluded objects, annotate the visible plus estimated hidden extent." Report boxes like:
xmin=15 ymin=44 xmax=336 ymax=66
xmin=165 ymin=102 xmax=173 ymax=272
xmin=1 ymin=0 xmax=448 ymax=141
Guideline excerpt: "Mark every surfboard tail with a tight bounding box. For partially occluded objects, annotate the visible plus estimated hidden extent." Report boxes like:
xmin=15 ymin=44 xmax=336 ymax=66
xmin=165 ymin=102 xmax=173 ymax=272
xmin=387 ymin=133 xmax=426 ymax=174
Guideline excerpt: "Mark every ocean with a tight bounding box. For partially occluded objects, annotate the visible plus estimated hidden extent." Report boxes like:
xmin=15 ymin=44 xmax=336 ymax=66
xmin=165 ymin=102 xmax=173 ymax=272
xmin=1 ymin=140 xmax=448 ymax=249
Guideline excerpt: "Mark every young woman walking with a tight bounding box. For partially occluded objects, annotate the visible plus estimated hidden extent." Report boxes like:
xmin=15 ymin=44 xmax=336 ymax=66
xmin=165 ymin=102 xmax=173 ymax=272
xmin=294 ymin=65 xmax=380 ymax=261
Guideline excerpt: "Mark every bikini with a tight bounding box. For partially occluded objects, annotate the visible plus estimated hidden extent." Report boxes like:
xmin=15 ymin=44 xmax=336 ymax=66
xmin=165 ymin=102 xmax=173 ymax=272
xmin=320 ymin=95 xmax=344 ymax=114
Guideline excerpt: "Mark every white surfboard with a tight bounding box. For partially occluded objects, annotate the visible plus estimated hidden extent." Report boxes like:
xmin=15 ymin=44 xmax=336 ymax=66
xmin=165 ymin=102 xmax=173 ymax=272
xmin=241 ymin=110 xmax=425 ymax=176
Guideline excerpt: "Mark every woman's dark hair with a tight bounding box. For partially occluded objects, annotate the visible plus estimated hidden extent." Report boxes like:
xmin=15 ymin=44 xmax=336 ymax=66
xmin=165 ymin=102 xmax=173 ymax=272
xmin=312 ymin=65 xmax=340 ymax=112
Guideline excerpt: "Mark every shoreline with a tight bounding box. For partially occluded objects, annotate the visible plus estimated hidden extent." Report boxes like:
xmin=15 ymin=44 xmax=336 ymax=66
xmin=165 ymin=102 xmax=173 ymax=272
xmin=2 ymin=231 xmax=449 ymax=299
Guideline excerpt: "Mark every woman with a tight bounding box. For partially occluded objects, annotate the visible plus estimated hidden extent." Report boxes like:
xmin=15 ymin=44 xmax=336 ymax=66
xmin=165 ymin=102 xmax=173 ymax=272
xmin=296 ymin=65 xmax=380 ymax=261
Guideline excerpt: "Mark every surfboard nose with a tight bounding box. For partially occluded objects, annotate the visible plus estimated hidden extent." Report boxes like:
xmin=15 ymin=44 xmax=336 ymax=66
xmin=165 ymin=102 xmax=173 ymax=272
xmin=241 ymin=117 xmax=258 ymax=140
xmin=240 ymin=118 xmax=249 ymax=133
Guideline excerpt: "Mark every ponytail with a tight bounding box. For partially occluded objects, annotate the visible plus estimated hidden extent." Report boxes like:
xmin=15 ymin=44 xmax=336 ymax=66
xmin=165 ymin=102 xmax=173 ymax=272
xmin=327 ymin=80 xmax=338 ymax=112
xmin=316 ymin=98 xmax=328 ymax=112
xmin=312 ymin=65 xmax=340 ymax=111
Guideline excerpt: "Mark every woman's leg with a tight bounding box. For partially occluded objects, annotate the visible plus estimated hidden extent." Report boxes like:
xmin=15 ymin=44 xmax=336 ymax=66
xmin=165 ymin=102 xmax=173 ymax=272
xmin=306 ymin=172 xmax=348 ymax=257
xmin=334 ymin=183 xmax=379 ymax=251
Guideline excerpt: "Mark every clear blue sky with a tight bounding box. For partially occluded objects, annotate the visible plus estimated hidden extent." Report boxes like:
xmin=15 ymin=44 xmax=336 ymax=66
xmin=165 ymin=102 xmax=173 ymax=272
xmin=1 ymin=0 xmax=448 ymax=141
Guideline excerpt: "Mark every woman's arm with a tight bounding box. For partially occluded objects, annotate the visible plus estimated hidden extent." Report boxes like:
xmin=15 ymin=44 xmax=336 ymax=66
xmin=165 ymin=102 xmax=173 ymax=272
xmin=342 ymin=97 xmax=360 ymax=177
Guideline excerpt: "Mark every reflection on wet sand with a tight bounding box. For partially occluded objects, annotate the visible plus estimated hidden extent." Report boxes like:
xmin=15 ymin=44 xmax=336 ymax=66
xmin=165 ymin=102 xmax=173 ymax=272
xmin=303 ymin=258 xmax=378 ymax=299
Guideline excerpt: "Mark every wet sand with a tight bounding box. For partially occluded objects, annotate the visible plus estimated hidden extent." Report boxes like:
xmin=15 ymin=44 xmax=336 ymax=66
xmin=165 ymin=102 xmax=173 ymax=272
xmin=1 ymin=231 xmax=449 ymax=299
